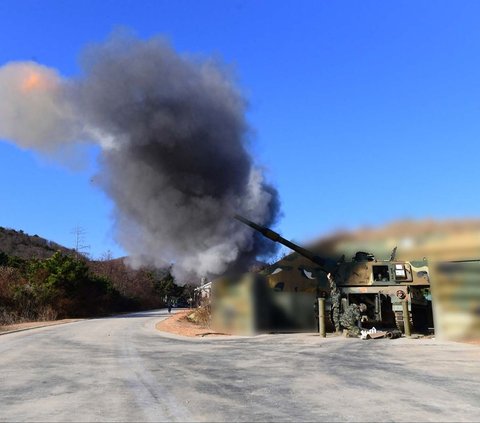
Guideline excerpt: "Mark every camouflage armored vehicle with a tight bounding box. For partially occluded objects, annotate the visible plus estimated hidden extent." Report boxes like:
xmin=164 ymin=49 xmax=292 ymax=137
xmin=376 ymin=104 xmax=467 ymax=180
xmin=235 ymin=215 xmax=433 ymax=333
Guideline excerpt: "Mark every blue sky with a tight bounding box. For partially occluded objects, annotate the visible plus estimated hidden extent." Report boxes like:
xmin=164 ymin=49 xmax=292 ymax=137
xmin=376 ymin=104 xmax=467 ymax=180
xmin=1 ymin=1 xmax=480 ymax=258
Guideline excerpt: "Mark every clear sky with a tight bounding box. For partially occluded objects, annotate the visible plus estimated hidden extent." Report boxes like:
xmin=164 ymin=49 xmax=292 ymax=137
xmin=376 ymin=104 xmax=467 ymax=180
xmin=1 ymin=1 xmax=480 ymax=259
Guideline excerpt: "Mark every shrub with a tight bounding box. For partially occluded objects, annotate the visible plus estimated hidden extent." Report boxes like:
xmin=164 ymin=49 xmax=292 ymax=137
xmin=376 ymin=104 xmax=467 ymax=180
xmin=187 ymin=305 xmax=211 ymax=328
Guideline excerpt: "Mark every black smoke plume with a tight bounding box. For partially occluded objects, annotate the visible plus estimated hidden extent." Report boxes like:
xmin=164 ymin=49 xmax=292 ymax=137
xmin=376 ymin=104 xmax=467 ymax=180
xmin=0 ymin=33 xmax=280 ymax=280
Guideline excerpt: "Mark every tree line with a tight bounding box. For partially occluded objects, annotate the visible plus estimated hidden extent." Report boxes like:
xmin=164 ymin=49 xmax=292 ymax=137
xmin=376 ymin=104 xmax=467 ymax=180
xmin=0 ymin=251 xmax=194 ymax=325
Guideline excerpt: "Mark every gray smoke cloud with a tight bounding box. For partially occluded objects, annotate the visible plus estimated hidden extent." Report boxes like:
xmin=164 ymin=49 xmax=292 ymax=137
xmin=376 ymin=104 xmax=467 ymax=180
xmin=0 ymin=62 xmax=78 ymax=151
xmin=0 ymin=33 xmax=280 ymax=280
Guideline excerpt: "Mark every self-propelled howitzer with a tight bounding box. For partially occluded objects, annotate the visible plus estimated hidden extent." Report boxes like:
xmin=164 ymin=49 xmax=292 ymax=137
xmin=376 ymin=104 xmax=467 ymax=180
xmin=235 ymin=214 xmax=433 ymax=333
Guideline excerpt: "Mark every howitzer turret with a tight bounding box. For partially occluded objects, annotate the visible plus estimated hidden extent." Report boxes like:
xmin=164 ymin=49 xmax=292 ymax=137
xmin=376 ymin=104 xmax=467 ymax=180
xmin=235 ymin=215 xmax=338 ymax=273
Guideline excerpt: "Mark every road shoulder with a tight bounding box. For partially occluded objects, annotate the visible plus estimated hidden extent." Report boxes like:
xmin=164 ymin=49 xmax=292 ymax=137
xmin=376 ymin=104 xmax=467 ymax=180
xmin=0 ymin=319 xmax=82 ymax=336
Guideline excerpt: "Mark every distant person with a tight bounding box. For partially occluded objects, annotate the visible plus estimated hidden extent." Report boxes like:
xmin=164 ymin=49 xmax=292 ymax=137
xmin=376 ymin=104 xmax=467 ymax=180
xmin=168 ymin=304 xmax=172 ymax=313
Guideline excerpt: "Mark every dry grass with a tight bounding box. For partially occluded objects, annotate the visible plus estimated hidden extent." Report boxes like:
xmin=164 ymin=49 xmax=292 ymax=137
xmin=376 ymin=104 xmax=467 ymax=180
xmin=186 ymin=305 xmax=211 ymax=328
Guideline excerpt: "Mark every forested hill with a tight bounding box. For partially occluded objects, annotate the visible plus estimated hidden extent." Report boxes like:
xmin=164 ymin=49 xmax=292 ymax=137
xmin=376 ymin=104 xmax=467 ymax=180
xmin=0 ymin=225 xmax=193 ymax=326
xmin=0 ymin=226 xmax=74 ymax=260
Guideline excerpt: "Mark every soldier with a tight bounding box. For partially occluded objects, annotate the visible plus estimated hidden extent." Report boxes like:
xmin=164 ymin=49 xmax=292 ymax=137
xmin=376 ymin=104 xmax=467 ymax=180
xmin=327 ymin=273 xmax=341 ymax=333
xmin=340 ymin=303 xmax=367 ymax=337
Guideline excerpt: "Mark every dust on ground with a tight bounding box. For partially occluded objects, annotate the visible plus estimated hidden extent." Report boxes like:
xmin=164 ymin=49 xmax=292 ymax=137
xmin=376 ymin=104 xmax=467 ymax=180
xmin=155 ymin=310 xmax=230 ymax=337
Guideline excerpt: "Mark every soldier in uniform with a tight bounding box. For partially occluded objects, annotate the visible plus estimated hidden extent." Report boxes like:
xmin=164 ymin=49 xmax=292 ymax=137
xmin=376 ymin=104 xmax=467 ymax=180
xmin=327 ymin=273 xmax=341 ymax=333
xmin=340 ymin=303 xmax=367 ymax=337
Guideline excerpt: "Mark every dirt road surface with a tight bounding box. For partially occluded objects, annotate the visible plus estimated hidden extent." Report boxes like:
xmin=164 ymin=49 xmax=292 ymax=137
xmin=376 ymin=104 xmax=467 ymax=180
xmin=0 ymin=309 xmax=479 ymax=422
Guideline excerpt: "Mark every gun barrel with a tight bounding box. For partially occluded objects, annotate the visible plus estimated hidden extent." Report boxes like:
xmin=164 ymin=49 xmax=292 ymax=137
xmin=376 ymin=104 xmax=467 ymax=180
xmin=235 ymin=215 xmax=336 ymax=272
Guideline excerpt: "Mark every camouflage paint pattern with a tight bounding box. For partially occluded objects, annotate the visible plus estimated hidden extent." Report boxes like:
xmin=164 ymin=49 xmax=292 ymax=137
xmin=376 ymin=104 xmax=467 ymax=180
xmin=429 ymin=259 xmax=480 ymax=341
xmin=211 ymin=272 xmax=317 ymax=335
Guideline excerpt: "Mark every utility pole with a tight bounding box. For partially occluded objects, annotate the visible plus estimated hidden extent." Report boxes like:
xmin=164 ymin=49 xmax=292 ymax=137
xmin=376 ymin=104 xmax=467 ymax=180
xmin=71 ymin=226 xmax=90 ymax=257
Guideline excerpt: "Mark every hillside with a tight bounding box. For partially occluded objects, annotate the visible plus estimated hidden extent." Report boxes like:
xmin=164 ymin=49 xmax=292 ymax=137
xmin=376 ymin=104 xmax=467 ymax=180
xmin=0 ymin=226 xmax=74 ymax=260
xmin=0 ymin=226 xmax=191 ymax=325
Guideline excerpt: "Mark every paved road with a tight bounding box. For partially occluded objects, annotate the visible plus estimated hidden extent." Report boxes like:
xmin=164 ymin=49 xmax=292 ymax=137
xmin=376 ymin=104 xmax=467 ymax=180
xmin=1 ymin=309 xmax=479 ymax=422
